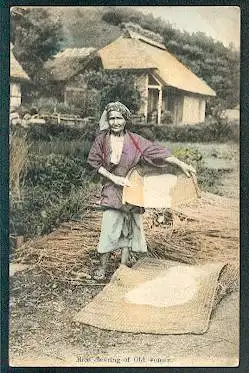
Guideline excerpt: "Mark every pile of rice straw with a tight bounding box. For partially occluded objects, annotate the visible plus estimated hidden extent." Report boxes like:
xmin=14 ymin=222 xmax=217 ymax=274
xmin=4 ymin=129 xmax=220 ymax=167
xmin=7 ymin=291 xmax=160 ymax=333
xmin=12 ymin=193 xmax=239 ymax=290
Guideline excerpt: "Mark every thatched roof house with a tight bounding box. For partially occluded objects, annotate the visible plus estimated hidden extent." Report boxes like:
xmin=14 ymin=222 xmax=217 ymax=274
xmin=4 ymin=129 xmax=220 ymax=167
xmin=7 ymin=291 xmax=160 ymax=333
xmin=93 ymin=30 xmax=216 ymax=124
xmin=53 ymin=29 xmax=216 ymax=125
xmin=98 ymin=30 xmax=215 ymax=97
xmin=10 ymin=44 xmax=30 ymax=109
xmin=45 ymin=47 xmax=96 ymax=82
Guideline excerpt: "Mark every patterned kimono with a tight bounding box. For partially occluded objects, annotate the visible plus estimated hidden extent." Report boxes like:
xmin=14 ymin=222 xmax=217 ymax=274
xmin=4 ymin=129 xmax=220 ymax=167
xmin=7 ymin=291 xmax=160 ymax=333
xmin=87 ymin=130 xmax=171 ymax=253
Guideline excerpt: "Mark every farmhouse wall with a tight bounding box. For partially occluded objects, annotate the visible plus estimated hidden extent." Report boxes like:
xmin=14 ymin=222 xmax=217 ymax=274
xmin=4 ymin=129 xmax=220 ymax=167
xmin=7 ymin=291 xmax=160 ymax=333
xmin=10 ymin=82 xmax=21 ymax=109
xmin=182 ymin=95 xmax=206 ymax=124
xmin=223 ymin=109 xmax=240 ymax=121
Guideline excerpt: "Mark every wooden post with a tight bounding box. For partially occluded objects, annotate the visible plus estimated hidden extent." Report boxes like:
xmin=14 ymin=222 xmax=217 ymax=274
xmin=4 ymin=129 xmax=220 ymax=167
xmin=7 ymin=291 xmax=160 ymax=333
xmin=158 ymin=87 xmax=162 ymax=125
xmin=144 ymin=73 xmax=149 ymax=123
xmin=64 ymin=89 xmax=68 ymax=104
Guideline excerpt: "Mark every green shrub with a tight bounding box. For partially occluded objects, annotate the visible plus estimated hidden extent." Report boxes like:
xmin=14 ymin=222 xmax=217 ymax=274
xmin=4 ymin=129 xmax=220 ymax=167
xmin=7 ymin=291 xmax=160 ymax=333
xmin=31 ymin=138 xmax=93 ymax=160
xmin=10 ymin=184 xmax=94 ymax=237
xmin=172 ymin=147 xmax=203 ymax=168
xmin=27 ymin=123 xmax=97 ymax=143
xmin=10 ymin=151 xmax=96 ymax=237
xmin=134 ymin=126 xmax=156 ymax=141
xmin=31 ymin=97 xmax=82 ymax=116
xmin=140 ymin=119 xmax=239 ymax=143
xmin=64 ymin=88 xmax=100 ymax=118
xmin=82 ymin=70 xmax=141 ymax=113
xmin=197 ymin=167 xmax=231 ymax=194
xmin=25 ymin=154 xmax=89 ymax=194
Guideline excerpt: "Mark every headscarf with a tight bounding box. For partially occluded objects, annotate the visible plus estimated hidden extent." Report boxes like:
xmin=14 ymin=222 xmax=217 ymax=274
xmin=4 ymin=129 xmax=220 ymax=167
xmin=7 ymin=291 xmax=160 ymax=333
xmin=99 ymin=101 xmax=131 ymax=131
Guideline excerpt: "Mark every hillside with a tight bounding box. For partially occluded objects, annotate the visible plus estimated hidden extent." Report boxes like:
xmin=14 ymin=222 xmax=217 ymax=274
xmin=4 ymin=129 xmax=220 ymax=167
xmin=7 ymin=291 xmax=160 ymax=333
xmin=48 ymin=7 xmax=122 ymax=49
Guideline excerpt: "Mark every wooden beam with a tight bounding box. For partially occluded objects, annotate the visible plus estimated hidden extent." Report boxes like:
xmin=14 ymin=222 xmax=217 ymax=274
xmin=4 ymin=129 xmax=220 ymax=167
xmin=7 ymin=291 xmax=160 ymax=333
xmin=158 ymin=88 xmax=163 ymax=125
xmin=148 ymin=85 xmax=160 ymax=89
xmin=150 ymin=73 xmax=163 ymax=86
xmin=144 ymin=73 xmax=149 ymax=123
xmin=65 ymin=86 xmax=86 ymax=92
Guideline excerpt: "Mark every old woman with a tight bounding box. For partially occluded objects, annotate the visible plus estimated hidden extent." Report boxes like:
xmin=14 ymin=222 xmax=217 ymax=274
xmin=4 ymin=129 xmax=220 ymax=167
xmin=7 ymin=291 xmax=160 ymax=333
xmin=87 ymin=102 xmax=195 ymax=279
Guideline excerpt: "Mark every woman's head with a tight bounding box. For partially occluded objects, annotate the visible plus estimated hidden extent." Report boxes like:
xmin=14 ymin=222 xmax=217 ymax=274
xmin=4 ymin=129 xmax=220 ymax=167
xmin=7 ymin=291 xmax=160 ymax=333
xmin=99 ymin=101 xmax=132 ymax=132
xmin=105 ymin=102 xmax=131 ymax=123
xmin=107 ymin=110 xmax=126 ymax=134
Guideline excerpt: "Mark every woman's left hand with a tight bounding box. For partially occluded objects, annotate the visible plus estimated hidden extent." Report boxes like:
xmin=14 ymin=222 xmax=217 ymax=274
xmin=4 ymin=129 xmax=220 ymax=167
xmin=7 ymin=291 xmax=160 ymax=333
xmin=180 ymin=163 xmax=196 ymax=177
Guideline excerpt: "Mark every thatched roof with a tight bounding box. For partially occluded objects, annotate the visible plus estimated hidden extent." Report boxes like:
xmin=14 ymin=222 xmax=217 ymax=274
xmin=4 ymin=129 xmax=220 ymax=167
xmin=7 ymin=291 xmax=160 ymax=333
xmin=44 ymin=47 xmax=96 ymax=82
xmin=122 ymin=22 xmax=166 ymax=50
xmin=98 ymin=34 xmax=216 ymax=97
xmin=10 ymin=44 xmax=30 ymax=81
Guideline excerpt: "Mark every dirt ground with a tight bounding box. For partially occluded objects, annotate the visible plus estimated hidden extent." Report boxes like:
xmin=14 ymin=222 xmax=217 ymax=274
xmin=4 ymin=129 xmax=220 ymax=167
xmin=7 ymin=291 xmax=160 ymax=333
xmin=9 ymin=268 xmax=239 ymax=367
xmin=9 ymin=188 xmax=240 ymax=367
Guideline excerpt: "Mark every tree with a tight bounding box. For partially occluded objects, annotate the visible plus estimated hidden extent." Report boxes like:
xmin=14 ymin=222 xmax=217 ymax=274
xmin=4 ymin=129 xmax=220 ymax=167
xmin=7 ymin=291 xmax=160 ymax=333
xmin=83 ymin=70 xmax=141 ymax=113
xmin=11 ymin=7 xmax=63 ymax=91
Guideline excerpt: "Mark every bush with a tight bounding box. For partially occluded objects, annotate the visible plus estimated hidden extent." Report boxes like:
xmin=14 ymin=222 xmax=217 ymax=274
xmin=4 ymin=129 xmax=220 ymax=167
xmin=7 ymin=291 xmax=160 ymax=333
xmin=10 ymin=184 xmax=93 ymax=237
xmin=197 ymin=167 xmax=231 ymax=195
xmin=64 ymin=88 xmax=100 ymax=118
xmin=27 ymin=122 xmax=97 ymax=143
xmin=172 ymin=147 xmax=203 ymax=167
xmin=140 ymin=119 xmax=239 ymax=143
xmin=134 ymin=126 xmax=156 ymax=141
xmin=82 ymin=70 xmax=141 ymax=114
xmin=25 ymin=154 xmax=89 ymax=194
xmin=31 ymin=138 xmax=93 ymax=161
xmin=10 ymin=152 xmax=94 ymax=238
xmin=31 ymin=97 xmax=83 ymax=116
xmin=10 ymin=129 xmax=31 ymax=200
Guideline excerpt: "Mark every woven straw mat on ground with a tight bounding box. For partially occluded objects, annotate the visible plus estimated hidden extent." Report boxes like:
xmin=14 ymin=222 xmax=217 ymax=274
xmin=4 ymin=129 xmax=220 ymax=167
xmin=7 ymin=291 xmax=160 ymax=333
xmin=74 ymin=258 xmax=229 ymax=334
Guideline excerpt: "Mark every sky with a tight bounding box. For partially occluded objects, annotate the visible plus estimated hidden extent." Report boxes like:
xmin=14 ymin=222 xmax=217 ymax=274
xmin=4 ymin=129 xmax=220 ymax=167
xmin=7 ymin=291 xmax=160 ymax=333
xmin=135 ymin=6 xmax=240 ymax=49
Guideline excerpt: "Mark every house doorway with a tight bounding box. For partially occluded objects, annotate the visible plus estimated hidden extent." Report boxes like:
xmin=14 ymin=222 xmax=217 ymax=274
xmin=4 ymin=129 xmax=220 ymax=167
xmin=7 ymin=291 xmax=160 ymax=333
xmin=147 ymin=73 xmax=163 ymax=124
xmin=147 ymin=88 xmax=159 ymax=123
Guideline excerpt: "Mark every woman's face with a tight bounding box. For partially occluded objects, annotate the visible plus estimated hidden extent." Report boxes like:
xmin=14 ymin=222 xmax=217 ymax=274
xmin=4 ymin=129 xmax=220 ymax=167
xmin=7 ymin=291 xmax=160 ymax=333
xmin=108 ymin=110 xmax=126 ymax=134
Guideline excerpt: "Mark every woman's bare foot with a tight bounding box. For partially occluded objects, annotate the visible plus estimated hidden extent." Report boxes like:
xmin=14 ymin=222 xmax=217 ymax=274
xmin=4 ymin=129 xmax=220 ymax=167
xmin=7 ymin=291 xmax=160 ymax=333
xmin=93 ymin=267 xmax=106 ymax=280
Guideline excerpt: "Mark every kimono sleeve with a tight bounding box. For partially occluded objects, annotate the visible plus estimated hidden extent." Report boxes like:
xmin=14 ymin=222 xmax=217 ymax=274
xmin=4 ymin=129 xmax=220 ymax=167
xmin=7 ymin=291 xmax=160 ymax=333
xmin=135 ymin=133 xmax=172 ymax=168
xmin=87 ymin=134 xmax=104 ymax=170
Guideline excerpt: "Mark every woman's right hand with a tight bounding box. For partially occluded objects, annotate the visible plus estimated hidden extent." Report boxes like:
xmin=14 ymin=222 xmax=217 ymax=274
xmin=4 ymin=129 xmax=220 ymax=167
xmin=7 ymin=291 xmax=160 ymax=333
xmin=111 ymin=175 xmax=131 ymax=187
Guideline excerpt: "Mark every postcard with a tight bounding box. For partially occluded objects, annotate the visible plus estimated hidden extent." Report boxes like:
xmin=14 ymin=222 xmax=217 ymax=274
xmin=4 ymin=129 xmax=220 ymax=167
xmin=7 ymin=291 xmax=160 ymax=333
xmin=8 ymin=5 xmax=240 ymax=367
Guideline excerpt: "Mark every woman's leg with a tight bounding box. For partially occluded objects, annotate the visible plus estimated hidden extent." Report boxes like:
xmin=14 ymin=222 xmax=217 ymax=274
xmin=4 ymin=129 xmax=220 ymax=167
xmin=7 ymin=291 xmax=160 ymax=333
xmin=94 ymin=209 xmax=124 ymax=279
xmin=93 ymin=252 xmax=110 ymax=280
xmin=121 ymin=247 xmax=129 ymax=265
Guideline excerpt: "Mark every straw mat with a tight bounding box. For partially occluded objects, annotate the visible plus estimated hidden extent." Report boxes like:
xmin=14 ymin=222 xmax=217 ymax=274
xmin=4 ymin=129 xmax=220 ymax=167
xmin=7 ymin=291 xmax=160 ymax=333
xmin=74 ymin=258 xmax=226 ymax=334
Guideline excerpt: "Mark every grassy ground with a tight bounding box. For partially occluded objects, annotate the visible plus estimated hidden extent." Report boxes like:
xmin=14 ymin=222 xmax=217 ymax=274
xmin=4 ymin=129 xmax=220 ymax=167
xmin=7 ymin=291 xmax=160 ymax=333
xmin=163 ymin=141 xmax=239 ymax=168
xmin=162 ymin=141 xmax=239 ymax=198
xmin=9 ymin=266 xmax=239 ymax=367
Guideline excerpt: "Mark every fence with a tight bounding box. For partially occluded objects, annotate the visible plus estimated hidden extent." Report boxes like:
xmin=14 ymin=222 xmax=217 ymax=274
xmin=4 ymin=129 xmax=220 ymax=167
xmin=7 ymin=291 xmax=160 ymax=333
xmin=39 ymin=113 xmax=96 ymax=128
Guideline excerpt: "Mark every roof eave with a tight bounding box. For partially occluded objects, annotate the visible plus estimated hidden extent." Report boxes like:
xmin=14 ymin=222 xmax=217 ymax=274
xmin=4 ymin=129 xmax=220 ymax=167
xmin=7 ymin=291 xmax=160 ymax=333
xmin=102 ymin=66 xmax=156 ymax=72
xmin=153 ymin=71 xmax=216 ymax=97
xmin=11 ymin=75 xmax=31 ymax=82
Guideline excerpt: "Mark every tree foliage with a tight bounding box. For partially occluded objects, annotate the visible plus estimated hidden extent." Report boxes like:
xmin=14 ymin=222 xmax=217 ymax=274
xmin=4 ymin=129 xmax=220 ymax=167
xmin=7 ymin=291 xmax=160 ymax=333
xmin=71 ymin=70 xmax=141 ymax=115
xmin=11 ymin=7 xmax=63 ymax=91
